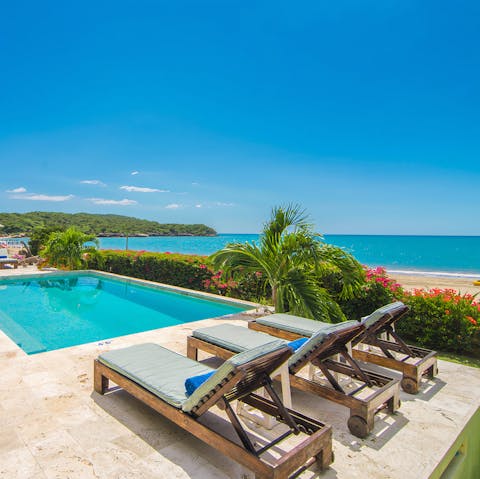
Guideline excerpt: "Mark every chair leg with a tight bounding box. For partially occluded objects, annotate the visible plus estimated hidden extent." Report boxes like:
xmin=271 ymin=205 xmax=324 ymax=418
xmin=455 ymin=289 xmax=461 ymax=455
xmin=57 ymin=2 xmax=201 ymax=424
xmin=94 ymin=366 xmax=109 ymax=394
xmin=186 ymin=340 xmax=198 ymax=361
xmin=387 ymin=387 xmax=401 ymax=412
xmin=272 ymin=362 xmax=292 ymax=408
xmin=347 ymin=409 xmax=374 ymax=438
xmin=316 ymin=440 xmax=333 ymax=470
xmin=427 ymin=362 xmax=438 ymax=378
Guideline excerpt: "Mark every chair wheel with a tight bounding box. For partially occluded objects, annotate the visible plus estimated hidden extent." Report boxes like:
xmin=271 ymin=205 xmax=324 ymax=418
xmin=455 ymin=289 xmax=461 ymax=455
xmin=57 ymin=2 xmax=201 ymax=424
xmin=347 ymin=415 xmax=369 ymax=438
xmin=401 ymin=377 xmax=419 ymax=394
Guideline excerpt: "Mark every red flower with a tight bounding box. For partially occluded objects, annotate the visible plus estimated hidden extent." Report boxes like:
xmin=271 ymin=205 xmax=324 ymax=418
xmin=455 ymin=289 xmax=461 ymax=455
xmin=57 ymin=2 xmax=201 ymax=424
xmin=466 ymin=316 xmax=477 ymax=325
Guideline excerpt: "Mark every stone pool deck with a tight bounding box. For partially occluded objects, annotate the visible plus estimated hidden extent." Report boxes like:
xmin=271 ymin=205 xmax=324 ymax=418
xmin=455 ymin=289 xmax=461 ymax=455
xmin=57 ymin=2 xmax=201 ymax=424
xmin=1 ymin=273 xmax=480 ymax=478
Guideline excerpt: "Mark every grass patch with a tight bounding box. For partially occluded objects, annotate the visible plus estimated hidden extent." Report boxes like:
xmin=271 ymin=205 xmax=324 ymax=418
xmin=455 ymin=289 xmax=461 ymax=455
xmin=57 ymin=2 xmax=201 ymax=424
xmin=438 ymin=351 xmax=480 ymax=369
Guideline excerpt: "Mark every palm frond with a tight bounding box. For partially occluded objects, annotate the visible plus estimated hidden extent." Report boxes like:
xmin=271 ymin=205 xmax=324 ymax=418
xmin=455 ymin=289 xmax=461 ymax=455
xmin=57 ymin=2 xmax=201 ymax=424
xmin=209 ymin=204 xmax=365 ymax=319
xmin=315 ymin=244 xmax=365 ymax=299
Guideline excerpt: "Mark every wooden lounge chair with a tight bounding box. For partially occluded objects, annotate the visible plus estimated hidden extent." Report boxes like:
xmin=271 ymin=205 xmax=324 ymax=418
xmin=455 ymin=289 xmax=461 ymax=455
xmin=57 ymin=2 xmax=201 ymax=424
xmin=187 ymin=322 xmax=400 ymax=438
xmin=94 ymin=341 xmax=333 ymax=479
xmin=249 ymin=302 xmax=438 ymax=394
xmin=0 ymin=248 xmax=18 ymax=269
xmin=17 ymin=255 xmax=40 ymax=267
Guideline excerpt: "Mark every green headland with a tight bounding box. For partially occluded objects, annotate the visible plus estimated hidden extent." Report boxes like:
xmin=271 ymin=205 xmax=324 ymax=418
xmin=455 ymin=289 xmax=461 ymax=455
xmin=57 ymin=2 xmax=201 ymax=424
xmin=0 ymin=212 xmax=217 ymax=237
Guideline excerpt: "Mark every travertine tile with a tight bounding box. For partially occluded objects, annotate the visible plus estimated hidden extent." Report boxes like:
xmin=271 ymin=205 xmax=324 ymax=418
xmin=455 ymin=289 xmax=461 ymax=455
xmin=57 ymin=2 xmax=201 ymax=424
xmin=1 ymin=272 xmax=479 ymax=479
xmin=0 ymin=446 xmax=47 ymax=479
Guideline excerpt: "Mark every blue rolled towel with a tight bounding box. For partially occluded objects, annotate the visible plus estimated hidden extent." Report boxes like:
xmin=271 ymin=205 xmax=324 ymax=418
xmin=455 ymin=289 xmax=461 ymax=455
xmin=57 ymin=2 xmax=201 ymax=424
xmin=288 ymin=337 xmax=308 ymax=351
xmin=185 ymin=371 xmax=215 ymax=396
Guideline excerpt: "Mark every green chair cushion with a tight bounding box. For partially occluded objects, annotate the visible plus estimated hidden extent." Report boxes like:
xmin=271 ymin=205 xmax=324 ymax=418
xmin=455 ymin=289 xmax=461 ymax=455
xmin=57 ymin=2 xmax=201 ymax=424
xmin=288 ymin=320 xmax=359 ymax=367
xmin=98 ymin=343 xmax=214 ymax=409
xmin=361 ymin=301 xmax=406 ymax=329
xmin=182 ymin=338 xmax=287 ymax=413
xmin=194 ymin=321 xmax=358 ymax=372
xmin=193 ymin=324 xmax=284 ymax=352
xmin=255 ymin=313 xmax=331 ymax=337
xmin=99 ymin=340 xmax=288 ymax=414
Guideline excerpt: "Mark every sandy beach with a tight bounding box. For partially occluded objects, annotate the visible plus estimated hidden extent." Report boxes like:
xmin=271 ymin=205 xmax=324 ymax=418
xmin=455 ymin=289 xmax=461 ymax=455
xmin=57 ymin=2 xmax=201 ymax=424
xmin=389 ymin=272 xmax=480 ymax=296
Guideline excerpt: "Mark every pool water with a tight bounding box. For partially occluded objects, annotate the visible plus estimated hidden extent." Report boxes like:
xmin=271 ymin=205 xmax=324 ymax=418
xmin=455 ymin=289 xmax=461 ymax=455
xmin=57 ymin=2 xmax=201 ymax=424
xmin=0 ymin=273 xmax=248 ymax=354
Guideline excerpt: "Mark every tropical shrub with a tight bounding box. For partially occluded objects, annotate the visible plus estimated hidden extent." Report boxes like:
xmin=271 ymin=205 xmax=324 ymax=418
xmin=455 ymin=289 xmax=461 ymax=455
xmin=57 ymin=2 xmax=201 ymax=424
xmin=340 ymin=267 xmax=480 ymax=357
xmin=211 ymin=204 xmax=364 ymax=322
xmin=340 ymin=267 xmax=402 ymax=321
xmin=40 ymin=227 xmax=100 ymax=270
xmin=398 ymin=288 xmax=480 ymax=357
xmin=29 ymin=225 xmax=65 ymax=255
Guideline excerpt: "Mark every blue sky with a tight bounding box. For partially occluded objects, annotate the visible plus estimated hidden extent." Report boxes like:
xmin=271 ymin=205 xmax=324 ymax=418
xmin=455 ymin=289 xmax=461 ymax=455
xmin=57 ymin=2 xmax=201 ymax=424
xmin=1 ymin=1 xmax=479 ymax=234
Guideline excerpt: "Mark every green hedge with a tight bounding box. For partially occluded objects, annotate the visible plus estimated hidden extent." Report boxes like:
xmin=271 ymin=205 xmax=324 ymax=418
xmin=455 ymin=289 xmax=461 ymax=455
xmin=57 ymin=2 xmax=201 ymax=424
xmin=342 ymin=267 xmax=480 ymax=358
xmin=87 ymin=249 xmax=268 ymax=301
xmin=398 ymin=289 xmax=480 ymax=357
xmin=87 ymin=252 xmax=480 ymax=357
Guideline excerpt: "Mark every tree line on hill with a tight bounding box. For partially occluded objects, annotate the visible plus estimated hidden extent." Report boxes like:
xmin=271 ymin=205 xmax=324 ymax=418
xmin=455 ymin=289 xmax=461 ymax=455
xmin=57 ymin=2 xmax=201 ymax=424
xmin=0 ymin=212 xmax=217 ymax=237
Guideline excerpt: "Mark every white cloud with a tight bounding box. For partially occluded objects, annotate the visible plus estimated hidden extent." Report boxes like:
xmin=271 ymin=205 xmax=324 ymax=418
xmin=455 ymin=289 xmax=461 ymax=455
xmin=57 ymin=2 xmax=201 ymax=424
xmin=165 ymin=203 xmax=181 ymax=209
xmin=191 ymin=182 xmax=199 ymax=186
xmin=131 ymin=171 xmax=139 ymax=175
xmin=89 ymin=198 xmax=138 ymax=205
xmin=10 ymin=193 xmax=74 ymax=202
xmin=6 ymin=187 xmax=27 ymax=193
xmin=120 ymin=185 xmax=169 ymax=193
xmin=195 ymin=204 xmax=202 ymax=208
xmin=80 ymin=180 xmax=106 ymax=186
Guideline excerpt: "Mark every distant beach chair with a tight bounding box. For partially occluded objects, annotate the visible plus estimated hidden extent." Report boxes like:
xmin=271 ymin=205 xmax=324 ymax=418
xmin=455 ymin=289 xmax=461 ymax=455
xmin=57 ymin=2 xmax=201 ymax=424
xmin=187 ymin=321 xmax=400 ymax=438
xmin=0 ymin=248 xmax=18 ymax=269
xmin=249 ymin=302 xmax=438 ymax=394
xmin=94 ymin=341 xmax=333 ymax=477
xmin=17 ymin=255 xmax=40 ymax=268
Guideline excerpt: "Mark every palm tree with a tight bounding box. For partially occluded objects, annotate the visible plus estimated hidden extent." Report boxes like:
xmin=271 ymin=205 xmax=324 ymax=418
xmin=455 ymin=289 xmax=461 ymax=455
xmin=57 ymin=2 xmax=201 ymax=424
xmin=41 ymin=227 xmax=100 ymax=270
xmin=210 ymin=204 xmax=364 ymax=322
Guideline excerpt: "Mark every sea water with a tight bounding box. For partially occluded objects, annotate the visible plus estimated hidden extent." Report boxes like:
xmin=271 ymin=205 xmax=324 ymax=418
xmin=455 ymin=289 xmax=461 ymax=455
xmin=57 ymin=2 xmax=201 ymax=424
xmin=97 ymin=234 xmax=480 ymax=276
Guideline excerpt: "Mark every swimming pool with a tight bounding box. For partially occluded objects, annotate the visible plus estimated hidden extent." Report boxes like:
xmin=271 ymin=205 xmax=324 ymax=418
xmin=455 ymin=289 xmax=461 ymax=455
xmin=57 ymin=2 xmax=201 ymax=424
xmin=0 ymin=272 xmax=250 ymax=354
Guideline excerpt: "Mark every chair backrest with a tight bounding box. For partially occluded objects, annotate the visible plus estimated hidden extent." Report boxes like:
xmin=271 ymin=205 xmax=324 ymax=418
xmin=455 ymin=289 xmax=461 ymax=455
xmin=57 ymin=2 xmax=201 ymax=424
xmin=288 ymin=320 xmax=364 ymax=372
xmin=182 ymin=340 xmax=291 ymax=416
xmin=358 ymin=301 xmax=410 ymax=337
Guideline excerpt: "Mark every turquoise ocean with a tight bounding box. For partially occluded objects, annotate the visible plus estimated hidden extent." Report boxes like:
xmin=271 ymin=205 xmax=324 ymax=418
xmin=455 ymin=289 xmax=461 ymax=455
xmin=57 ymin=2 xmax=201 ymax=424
xmin=97 ymin=234 xmax=480 ymax=277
